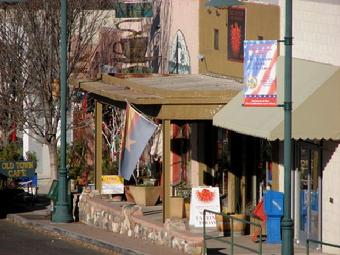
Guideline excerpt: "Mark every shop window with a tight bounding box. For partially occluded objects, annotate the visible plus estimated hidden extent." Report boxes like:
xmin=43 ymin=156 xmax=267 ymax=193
xmin=115 ymin=2 xmax=153 ymax=18
xmin=171 ymin=122 xmax=191 ymax=188
xmin=214 ymin=29 xmax=219 ymax=50
xmin=215 ymin=129 xmax=230 ymax=196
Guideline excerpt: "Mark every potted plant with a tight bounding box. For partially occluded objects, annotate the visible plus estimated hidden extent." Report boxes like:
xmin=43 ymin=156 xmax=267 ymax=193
xmin=169 ymin=182 xmax=191 ymax=219
xmin=128 ymin=183 xmax=161 ymax=206
xmin=217 ymin=202 xmax=253 ymax=236
xmin=229 ymin=202 xmax=254 ymax=236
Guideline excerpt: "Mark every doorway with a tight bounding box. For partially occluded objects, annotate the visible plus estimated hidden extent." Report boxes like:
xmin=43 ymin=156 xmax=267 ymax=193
xmin=297 ymin=141 xmax=321 ymax=245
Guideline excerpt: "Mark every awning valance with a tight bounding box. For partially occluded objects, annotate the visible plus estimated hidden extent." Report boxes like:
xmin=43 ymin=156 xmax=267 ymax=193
xmin=213 ymin=58 xmax=340 ymax=140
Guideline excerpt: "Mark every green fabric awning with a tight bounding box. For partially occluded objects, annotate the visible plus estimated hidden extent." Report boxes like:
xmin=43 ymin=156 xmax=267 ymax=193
xmin=213 ymin=58 xmax=340 ymax=141
xmin=205 ymin=0 xmax=244 ymax=8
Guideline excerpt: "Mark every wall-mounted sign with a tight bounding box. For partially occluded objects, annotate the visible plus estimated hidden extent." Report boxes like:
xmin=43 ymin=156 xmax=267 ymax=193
xmin=228 ymin=7 xmax=246 ymax=62
xmin=189 ymin=187 xmax=220 ymax=227
xmin=0 ymin=161 xmax=35 ymax=178
xmin=101 ymin=175 xmax=124 ymax=194
xmin=243 ymin=40 xmax=278 ymax=107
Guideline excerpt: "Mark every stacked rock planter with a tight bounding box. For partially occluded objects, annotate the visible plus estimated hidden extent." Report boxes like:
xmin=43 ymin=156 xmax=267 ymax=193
xmin=78 ymin=191 xmax=202 ymax=255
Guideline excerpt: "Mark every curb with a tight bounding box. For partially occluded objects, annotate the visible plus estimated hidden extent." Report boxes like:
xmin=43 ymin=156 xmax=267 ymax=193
xmin=6 ymin=214 xmax=145 ymax=255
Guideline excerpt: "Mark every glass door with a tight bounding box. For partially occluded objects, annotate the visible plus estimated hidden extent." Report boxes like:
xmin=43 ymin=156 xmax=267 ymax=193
xmin=298 ymin=142 xmax=321 ymax=245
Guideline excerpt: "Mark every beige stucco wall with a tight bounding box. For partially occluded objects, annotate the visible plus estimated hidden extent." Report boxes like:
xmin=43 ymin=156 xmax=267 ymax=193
xmin=279 ymin=0 xmax=340 ymax=66
xmin=161 ymin=0 xmax=199 ymax=74
xmin=321 ymin=141 xmax=340 ymax=254
xmin=199 ymin=1 xmax=280 ymax=79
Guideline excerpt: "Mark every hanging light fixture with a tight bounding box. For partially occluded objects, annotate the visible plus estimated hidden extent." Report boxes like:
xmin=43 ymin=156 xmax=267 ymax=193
xmin=205 ymin=0 xmax=243 ymax=8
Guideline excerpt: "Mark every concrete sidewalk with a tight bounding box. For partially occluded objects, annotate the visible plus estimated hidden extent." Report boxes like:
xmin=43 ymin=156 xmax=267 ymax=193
xmin=6 ymin=209 xmax=329 ymax=255
xmin=6 ymin=209 xmax=185 ymax=255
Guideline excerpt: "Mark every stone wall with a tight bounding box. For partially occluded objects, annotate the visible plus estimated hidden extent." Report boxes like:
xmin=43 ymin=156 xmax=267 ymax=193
xmin=78 ymin=192 xmax=202 ymax=255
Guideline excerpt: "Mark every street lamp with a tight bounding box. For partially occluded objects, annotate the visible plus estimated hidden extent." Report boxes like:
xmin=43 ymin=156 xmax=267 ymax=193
xmin=0 ymin=0 xmax=72 ymax=223
xmin=52 ymin=0 xmax=73 ymax=223
xmin=282 ymin=0 xmax=294 ymax=254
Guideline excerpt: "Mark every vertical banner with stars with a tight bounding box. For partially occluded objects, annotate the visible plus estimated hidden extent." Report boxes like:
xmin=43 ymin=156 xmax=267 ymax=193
xmin=243 ymin=40 xmax=278 ymax=107
xmin=119 ymin=103 xmax=157 ymax=180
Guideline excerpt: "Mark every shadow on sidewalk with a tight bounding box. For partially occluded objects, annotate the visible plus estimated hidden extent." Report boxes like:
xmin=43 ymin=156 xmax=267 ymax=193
xmin=0 ymin=189 xmax=50 ymax=219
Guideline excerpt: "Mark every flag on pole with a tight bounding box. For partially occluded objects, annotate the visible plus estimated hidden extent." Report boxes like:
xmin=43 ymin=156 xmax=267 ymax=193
xmin=243 ymin=40 xmax=278 ymax=107
xmin=119 ymin=103 xmax=157 ymax=180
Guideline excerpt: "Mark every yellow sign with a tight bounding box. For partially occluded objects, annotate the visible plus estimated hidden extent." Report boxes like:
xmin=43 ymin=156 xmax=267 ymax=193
xmin=101 ymin=175 xmax=124 ymax=194
xmin=102 ymin=175 xmax=124 ymax=184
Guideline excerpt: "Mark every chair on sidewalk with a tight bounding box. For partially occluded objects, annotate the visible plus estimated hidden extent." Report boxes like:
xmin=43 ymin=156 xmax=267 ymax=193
xmin=17 ymin=174 xmax=38 ymax=202
xmin=251 ymin=199 xmax=266 ymax=242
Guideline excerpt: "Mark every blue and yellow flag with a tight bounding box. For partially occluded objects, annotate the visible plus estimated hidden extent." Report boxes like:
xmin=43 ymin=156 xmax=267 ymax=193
xmin=119 ymin=103 xmax=157 ymax=180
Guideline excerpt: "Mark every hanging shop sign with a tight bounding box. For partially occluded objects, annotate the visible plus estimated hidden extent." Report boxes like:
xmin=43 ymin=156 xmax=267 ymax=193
xmin=0 ymin=161 xmax=35 ymax=178
xmin=243 ymin=40 xmax=278 ymax=107
xmin=101 ymin=175 xmax=124 ymax=194
xmin=228 ymin=7 xmax=246 ymax=62
xmin=189 ymin=186 xmax=220 ymax=227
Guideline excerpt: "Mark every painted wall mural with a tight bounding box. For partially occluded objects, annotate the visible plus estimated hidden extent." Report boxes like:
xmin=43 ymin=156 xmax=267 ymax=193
xmin=168 ymin=30 xmax=191 ymax=74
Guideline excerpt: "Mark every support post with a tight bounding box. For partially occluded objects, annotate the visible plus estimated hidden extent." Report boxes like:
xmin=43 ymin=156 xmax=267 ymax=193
xmin=52 ymin=0 xmax=73 ymax=222
xmin=281 ymin=0 xmax=294 ymax=253
xmin=162 ymin=119 xmax=171 ymax=221
xmin=95 ymin=101 xmax=103 ymax=191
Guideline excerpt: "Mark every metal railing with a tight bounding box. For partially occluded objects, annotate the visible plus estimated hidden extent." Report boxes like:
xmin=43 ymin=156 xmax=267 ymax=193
xmin=307 ymin=239 xmax=340 ymax=255
xmin=203 ymin=209 xmax=263 ymax=255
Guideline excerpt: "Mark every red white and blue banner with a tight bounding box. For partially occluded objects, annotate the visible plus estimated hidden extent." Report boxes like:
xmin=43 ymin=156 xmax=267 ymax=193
xmin=243 ymin=40 xmax=278 ymax=107
xmin=119 ymin=103 xmax=157 ymax=180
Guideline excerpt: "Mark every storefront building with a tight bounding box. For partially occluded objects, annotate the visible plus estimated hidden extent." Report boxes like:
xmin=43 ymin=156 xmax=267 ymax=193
xmin=199 ymin=0 xmax=340 ymax=251
xmin=214 ymin=57 xmax=340 ymax=249
xmin=197 ymin=0 xmax=281 ymax=217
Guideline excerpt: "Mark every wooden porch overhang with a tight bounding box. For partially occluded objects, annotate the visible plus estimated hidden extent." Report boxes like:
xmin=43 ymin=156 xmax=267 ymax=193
xmin=71 ymin=73 xmax=242 ymax=120
xmin=71 ymin=73 xmax=242 ymax=221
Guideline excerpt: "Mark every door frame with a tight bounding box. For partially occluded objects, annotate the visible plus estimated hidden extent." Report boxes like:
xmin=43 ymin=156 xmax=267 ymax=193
xmin=294 ymin=140 xmax=322 ymax=246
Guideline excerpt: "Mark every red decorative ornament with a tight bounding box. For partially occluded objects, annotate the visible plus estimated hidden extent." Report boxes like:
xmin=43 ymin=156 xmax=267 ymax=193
xmin=230 ymin=22 xmax=241 ymax=58
xmin=196 ymin=188 xmax=215 ymax=203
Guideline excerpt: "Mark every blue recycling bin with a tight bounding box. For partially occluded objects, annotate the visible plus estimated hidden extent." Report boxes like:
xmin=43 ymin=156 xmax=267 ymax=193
xmin=264 ymin=190 xmax=284 ymax=244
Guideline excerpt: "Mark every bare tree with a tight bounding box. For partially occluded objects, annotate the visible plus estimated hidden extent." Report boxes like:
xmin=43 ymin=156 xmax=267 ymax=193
xmin=0 ymin=0 xmax=111 ymax=179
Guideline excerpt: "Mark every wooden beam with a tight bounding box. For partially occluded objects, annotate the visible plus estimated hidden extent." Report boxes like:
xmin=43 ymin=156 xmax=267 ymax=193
xmin=162 ymin=120 xmax=171 ymax=221
xmin=158 ymin=104 xmax=223 ymax=120
xmin=95 ymin=101 xmax=103 ymax=191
